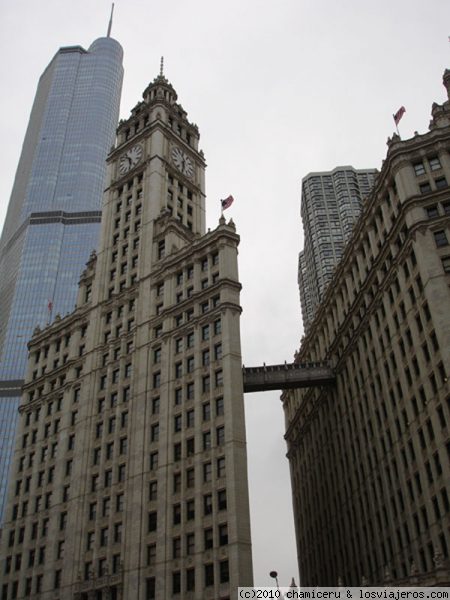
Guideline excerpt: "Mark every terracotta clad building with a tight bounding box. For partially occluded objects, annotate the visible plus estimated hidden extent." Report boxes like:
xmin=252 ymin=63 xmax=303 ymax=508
xmin=284 ymin=70 xmax=450 ymax=585
xmin=0 ymin=71 xmax=252 ymax=599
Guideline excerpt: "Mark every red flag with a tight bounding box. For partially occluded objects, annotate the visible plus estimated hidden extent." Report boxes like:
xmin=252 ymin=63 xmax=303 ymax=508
xmin=393 ymin=106 xmax=406 ymax=125
xmin=221 ymin=195 xmax=234 ymax=210
xmin=48 ymin=300 xmax=53 ymax=312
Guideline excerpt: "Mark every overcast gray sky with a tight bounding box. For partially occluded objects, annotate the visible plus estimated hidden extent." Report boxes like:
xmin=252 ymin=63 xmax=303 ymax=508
xmin=1 ymin=0 xmax=449 ymax=586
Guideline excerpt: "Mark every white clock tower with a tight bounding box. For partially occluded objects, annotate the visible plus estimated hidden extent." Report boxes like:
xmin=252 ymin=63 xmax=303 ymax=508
xmin=0 ymin=70 xmax=253 ymax=599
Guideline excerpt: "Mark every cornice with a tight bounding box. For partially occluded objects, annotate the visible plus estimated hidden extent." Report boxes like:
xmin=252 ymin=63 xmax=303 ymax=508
xmin=150 ymin=219 xmax=240 ymax=276
xmin=29 ymin=305 xmax=91 ymax=349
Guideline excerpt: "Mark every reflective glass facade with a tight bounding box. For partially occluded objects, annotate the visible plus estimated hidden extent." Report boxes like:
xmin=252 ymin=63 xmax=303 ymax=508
xmin=0 ymin=37 xmax=123 ymax=519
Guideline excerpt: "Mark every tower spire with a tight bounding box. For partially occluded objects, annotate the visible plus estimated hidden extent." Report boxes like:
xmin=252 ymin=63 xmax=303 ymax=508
xmin=160 ymin=56 xmax=164 ymax=77
xmin=107 ymin=3 xmax=114 ymax=38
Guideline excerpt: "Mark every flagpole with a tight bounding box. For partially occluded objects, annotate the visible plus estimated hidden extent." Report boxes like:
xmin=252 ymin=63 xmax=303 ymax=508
xmin=393 ymin=116 xmax=400 ymax=136
xmin=48 ymin=300 xmax=53 ymax=325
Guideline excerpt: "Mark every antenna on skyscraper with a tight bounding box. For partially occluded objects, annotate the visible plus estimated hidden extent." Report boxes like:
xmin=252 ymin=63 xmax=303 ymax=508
xmin=107 ymin=3 xmax=114 ymax=37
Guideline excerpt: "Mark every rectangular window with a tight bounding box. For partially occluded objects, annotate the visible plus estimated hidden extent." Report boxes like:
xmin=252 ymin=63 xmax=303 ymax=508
xmin=186 ymin=382 xmax=194 ymax=400
xmin=214 ymin=319 xmax=222 ymax=335
xmin=109 ymin=417 xmax=116 ymax=434
xmin=186 ymin=468 xmax=195 ymax=488
xmin=150 ymin=452 xmax=158 ymax=470
xmin=204 ymin=493 xmax=213 ymax=515
xmin=202 ymin=349 xmax=210 ymax=366
xmin=147 ymin=544 xmax=156 ymax=566
xmin=215 ymin=370 xmax=223 ymax=387
xmin=174 ymin=414 xmax=182 ymax=432
xmin=172 ymin=537 xmax=181 ymax=559
xmin=148 ymin=511 xmax=157 ymax=532
xmin=173 ymin=473 xmax=181 ymax=493
xmin=218 ymin=489 xmax=227 ymax=510
xmin=174 ymin=387 xmax=182 ymax=405
xmin=186 ymin=437 xmax=195 ymax=456
xmin=204 ymin=563 xmax=214 ymax=587
xmin=149 ymin=481 xmax=157 ymax=501
xmin=219 ymin=523 xmax=228 ymax=546
xmin=413 ymin=162 xmax=426 ymax=176
xmin=426 ymin=205 xmax=439 ymax=218
xmin=442 ymin=256 xmax=450 ymax=273
xmin=203 ymin=402 xmax=211 ymax=421
xmin=59 ymin=512 xmax=67 ymax=531
xmin=102 ymin=497 xmax=111 ymax=517
xmin=114 ymin=522 xmax=122 ymax=543
xmin=434 ymin=230 xmax=448 ymax=247
xmin=105 ymin=470 xmax=112 ymax=487
xmin=220 ymin=559 xmax=230 ymax=583
xmin=429 ymin=156 xmax=441 ymax=170
xmin=203 ymin=431 xmax=211 ymax=450
xmin=146 ymin=577 xmax=156 ymax=599
xmin=217 ymin=426 xmax=225 ymax=446
xmin=153 ymin=347 xmax=161 ymax=363
xmin=186 ymin=499 xmax=195 ymax=520
xmin=151 ymin=424 xmax=159 ymax=442
xmin=204 ymin=527 xmax=213 ymax=550
xmin=217 ymin=456 xmax=226 ymax=478
xmin=216 ymin=397 xmax=224 ymax=416
xmin=203 ymin=462 xmax=212 ymax=482
xmin=172 ymin=571 xmax=181 ymax=595
xmin=186 ymin=533 xmax=195 ymax=556
xmin=214 ymin=343 xmax=222 ymax=361
xmin=173 ymin=504 xmax=181 ymax=525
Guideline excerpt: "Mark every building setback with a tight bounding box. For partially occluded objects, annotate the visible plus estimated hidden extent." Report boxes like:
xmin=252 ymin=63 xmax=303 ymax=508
xmin=298 ymin=167 xmax=376 ymax=332
xmin=284 ymin=70 xmax=450 ymax=585
xmin=0 ymin=36 xmax=123 ymax=520
xmin=0 ymin=71 xmax=253 ymax=599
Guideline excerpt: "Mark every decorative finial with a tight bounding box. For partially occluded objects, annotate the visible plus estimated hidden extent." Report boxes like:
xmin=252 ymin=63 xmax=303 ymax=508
xmin=107 ymin=3 xmax=114 ymax=38
xmin=160 ymin=56 xmax=164 ymax=77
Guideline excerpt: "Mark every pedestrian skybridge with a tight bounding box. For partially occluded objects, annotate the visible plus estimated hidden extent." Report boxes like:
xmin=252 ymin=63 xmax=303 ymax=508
xmin=242 ymin=362 xmax=335 ymax=393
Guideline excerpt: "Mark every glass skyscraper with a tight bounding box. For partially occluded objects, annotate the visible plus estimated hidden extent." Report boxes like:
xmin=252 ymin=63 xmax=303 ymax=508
xmin=0 ymin=36 xmax=123 ymax=519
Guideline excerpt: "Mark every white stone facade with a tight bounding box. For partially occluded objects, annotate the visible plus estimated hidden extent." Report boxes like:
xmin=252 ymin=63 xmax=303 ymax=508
xmin=0 ymin=74 xmax=253 ymax=599
xmin=284 ymin=71 xmax=450 ymax=585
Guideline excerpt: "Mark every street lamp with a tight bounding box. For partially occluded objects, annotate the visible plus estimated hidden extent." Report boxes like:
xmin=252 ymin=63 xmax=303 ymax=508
xmin=269 ymin=571 xmax=280 ymax=589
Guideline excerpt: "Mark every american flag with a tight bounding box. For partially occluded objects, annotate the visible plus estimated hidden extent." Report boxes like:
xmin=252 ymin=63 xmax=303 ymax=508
xmin=221 ymin=195 xmax=234 ymax=210
xmin=393 ymin=106 xmax=406 ymax=126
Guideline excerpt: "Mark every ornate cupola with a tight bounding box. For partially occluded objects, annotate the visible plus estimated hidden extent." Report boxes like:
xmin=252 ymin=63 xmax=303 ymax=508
xmin=142 ymin=65 xmax=178 ymax=106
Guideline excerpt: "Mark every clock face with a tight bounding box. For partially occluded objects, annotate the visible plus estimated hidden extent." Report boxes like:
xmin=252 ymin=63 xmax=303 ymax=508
xmin=171 ymin=146 xmax=194 ymax=179
xmin=119 ymin=144 xmax=143 ymax=175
